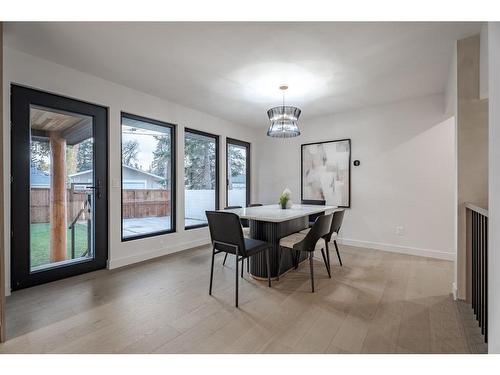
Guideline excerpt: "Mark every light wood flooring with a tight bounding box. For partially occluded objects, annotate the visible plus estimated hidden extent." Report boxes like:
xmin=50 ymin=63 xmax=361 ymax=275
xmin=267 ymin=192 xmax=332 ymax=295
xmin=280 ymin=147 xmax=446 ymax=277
xmin=0 ymin=244 xmax=472 ymax=353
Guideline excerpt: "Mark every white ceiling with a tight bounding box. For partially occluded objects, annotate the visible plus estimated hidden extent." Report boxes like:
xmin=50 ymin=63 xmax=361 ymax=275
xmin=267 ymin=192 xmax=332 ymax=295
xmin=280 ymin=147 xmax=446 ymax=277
xmin=5 ymin=22 xmax=482 ymax=127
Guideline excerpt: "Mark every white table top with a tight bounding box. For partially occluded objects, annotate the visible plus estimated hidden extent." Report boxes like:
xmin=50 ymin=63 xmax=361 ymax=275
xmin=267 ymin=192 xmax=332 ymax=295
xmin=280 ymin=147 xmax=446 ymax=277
xmin=221 ymin=204 xmax=337 ymax=223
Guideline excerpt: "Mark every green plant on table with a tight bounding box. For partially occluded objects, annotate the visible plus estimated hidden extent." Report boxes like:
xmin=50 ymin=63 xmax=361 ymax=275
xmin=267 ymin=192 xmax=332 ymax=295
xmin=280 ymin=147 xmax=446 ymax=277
xmin=279 ymin=188 xmax=291 ymax=208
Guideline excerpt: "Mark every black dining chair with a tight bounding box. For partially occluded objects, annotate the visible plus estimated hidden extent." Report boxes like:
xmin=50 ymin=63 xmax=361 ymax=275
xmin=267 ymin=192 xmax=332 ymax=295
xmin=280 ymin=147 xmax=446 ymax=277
xmin=222 ymin=206 xmax=243 ymax=267
xmin=325 ymin=209 xmax=345 ymax=268
xmin=278 ymin=213 xmax=333 ymax=292
xmin=206 ymin=211 xmax=272 ymax=307
xmin=301 ymin=209 xmax=345 ymax=271
xmin=301 ymin=199 xmax=326 ymax=227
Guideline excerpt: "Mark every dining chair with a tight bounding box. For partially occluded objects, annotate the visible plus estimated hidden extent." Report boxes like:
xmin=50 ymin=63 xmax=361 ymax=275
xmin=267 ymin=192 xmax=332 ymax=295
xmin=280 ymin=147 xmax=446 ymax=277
xmin=206 ymin=211 xmax=272 ymax=307
xmin=222 ymin=206 xmax=243 ymax=267
xmin=326 ymin=209 xmax=345 ymax=267
xmin=301 ymin=209 xmax=345 ymax=271
xmin=301 ymin=199 xmax=326 ymax=227
xmin=278 ymin=213 xmax=333 ymax=292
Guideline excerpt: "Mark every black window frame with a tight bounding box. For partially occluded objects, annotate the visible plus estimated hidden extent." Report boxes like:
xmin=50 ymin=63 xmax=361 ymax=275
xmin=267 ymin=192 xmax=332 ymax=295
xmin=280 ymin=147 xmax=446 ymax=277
xmin=120 ymin=112 xmax=177 ymax=242
xmin=226 ymin=138 xmax=251 ymax=208
xmin=184 ymin=128 xmax=220 ymax=230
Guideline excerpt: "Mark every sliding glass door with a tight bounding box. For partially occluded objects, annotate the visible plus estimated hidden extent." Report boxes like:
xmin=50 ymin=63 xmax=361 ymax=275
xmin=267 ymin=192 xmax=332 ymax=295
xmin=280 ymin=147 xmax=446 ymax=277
xmin=226 ymin=138 xmax=250 ymax=207
xmin=11 ymin=85 xmax=108 ymax=290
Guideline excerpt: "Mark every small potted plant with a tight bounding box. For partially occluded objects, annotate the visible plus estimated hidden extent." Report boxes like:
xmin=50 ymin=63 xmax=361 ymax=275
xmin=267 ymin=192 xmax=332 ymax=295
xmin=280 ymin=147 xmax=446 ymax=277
xmin=279 ymin=188 xmax=292 ymax=209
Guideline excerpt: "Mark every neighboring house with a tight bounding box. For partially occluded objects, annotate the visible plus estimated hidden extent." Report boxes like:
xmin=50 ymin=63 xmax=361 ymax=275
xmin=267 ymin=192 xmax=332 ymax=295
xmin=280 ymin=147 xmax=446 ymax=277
xmin=229 ymin=174 xmax=246 ymax=189
xmin=70 ymin=165 xmax=165 ymax=189
xmin=30 ymin=165 xmax=165 ymax=189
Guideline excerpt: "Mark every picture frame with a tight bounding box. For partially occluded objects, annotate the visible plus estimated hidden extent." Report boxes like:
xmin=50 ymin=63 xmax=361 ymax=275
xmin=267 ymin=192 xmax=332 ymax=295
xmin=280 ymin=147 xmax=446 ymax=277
xmin=301 ymin=139 xmax=351 ymax=208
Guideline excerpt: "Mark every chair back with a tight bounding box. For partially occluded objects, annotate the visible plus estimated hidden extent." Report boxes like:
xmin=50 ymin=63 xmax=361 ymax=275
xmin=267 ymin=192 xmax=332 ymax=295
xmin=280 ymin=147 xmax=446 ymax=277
xmin=301 ymin=199 xmax=326 ymax=223
xmin=206 ymin=211 xmax=247 ymax=257
xmin=301 ymin=199 xmax=326 ymax=206
xmin=294 ymin=213 xmax=333 ymax=252
xmin=224 ymin=205 xmax=246 ymax=226
xmin=325 ymin=209 xmax=345 ymax=241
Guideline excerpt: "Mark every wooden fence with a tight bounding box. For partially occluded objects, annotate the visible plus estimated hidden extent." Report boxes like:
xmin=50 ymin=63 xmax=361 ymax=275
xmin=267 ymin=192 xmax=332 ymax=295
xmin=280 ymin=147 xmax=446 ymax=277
xmin=30 ymin=188 xmax=171 ymax=223
xmin=31 ymin=188 xmax=88 ymax=224
xmin=122 ymin=189 xmax=170 ymax=219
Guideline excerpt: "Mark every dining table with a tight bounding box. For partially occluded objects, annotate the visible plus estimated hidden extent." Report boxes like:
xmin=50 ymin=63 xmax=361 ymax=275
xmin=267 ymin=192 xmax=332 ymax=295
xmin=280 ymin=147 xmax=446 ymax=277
xmin=222 ymin=204 xmax=337 ymax=280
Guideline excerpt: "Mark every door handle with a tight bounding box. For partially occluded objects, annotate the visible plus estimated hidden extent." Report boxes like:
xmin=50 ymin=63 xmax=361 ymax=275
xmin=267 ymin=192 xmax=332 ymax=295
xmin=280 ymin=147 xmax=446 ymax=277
xmin=85 ymin=180 xmax=102 ymax=199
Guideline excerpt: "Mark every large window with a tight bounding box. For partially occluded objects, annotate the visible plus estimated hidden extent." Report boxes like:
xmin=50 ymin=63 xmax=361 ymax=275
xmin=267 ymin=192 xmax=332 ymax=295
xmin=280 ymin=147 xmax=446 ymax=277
xmin=226 ymin=138 xmax=250 ymax=208
xmin=121 ymin=113 xmax=176 ymax=240
xmin=184 ymin=129 xmax=219 ymax=229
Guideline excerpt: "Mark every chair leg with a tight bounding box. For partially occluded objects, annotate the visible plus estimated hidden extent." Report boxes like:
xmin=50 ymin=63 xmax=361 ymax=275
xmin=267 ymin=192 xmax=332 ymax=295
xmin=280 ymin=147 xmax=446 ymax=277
xmin=325 ymin=241 xmax=331 ymax=274
xmin=235 ymin=251 xmax=239 ymax=307
xmin=294 ymin=250 xmax=300 ymax=269
xmin=334 ymin=240 xmax=343 ymax=266
xmin=309 ymin=252 xmax=315 ymax=293
xmin=222 ymin=253 xmax=228 ymax=266
xmin=277 ymin=246 xmax=283 ymax=281
xmin=320 ymin=248 xmax=331 ymax=278
xmin=209 ymin=246 xmax=216 ymax=295
xmin=247 ymin=258 xmax=250 ymax=273
xmin=265 ymin=248 xmax=271 ymax=287
xmin=241 ymin=257 xmax=244 ymax=278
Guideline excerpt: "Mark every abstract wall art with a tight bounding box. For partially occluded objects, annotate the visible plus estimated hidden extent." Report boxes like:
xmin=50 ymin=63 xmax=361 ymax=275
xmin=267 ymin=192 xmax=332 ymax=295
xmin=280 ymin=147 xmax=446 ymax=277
xmin=301 ymin=139 xmax=351 ymax=208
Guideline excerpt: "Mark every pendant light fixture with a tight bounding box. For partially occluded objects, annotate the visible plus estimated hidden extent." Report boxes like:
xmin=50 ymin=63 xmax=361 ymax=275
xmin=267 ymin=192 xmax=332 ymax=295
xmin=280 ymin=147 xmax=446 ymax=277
xmin=267 ymin=85 xmax=301 ymax=138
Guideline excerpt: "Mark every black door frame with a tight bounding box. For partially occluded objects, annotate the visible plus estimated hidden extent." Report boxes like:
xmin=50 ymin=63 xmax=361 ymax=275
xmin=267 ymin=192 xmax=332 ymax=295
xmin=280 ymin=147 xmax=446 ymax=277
xmin=226 ymin=138 xmax=251 ymax=207
xmin=10 ymin=84 xmax=108 ymax=291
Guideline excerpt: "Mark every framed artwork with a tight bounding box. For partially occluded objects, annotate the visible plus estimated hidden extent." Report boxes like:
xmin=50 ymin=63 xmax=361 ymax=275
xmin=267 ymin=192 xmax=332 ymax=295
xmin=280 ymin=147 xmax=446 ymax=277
xmin=301 ymin=139 xmax=351 ymax=208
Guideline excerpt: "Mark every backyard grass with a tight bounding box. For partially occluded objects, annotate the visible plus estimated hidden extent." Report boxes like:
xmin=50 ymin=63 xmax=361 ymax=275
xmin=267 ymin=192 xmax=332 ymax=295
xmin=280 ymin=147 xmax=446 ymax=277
xmin=30 ymin=222 xmax=89 ymax=268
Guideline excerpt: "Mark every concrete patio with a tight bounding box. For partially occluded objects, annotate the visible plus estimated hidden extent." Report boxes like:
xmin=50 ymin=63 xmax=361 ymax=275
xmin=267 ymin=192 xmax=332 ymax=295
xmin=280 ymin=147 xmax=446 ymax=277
xmin=123 ymin=216 xmax=206 ymax=237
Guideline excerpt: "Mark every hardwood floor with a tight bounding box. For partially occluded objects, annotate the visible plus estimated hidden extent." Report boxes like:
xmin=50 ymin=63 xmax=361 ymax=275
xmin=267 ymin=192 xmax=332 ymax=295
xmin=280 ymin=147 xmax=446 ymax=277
xmin=0 ymin=244 xmax=471 ymax=353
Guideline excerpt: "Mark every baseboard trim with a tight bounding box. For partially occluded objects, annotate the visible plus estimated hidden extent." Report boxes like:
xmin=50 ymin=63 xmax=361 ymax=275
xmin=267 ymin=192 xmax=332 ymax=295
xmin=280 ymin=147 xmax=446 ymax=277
xmin=108 ymin=238 xmax=211 ymax=269
xmin=337 ymin=238 xmax=455 ymax=261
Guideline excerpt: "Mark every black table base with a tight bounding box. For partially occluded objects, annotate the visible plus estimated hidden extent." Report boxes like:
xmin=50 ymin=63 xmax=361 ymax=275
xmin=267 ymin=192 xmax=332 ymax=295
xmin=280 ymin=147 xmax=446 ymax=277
xmin=249 ymin=217 xmax=309 ymax=279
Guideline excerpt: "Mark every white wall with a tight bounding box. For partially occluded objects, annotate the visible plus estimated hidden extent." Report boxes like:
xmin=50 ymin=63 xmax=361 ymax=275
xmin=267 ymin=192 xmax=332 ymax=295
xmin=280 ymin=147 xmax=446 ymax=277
xmin=2 ymin=48 xmax=260 ymax=295
xmin=480 ymin=23 xmax=489 ymax=100
xmin=256 ymin=94 xmax=456 ymax=260
xmin=488 ymin=21 xmax=500 ymax=354
xmin=445 ymin=41 xmax=457 ymax=117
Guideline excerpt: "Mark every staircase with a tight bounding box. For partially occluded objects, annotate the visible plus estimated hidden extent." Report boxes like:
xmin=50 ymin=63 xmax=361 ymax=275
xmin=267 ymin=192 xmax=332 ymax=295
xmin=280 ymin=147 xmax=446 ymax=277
xmin=456 ymin=300 xmax=488 ymax=353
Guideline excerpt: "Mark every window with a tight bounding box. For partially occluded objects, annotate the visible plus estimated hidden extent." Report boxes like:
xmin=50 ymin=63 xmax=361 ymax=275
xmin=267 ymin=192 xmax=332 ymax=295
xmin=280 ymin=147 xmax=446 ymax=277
xmin=121 ymin=113 xmax=176 ymax=240
xmin=226 ymin=138 xmax=250 ymax=207
xmin=184 ymin=129 xmax=219 ymax=229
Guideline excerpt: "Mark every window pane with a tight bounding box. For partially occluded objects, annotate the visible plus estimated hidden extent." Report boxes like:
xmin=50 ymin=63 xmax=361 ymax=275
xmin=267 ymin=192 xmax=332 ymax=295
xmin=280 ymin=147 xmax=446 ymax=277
xmin=185 ymin=130 xmax=218 ymax=228
xmin=121 ymin=115 xmax=174 ymax=239
xmin=227 ymin=143 xmax=248 ymax=207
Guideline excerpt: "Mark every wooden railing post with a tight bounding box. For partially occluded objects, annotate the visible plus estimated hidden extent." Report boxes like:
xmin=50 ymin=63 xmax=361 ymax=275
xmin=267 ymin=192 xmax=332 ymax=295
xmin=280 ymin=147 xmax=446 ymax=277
xmin=49 ymin=131 xmax=67 ymax=262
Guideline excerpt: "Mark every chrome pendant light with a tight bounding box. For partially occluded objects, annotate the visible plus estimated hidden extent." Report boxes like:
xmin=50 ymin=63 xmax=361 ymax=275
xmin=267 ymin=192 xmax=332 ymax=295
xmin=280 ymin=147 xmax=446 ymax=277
xmin=267 ymin=85 xmax=301 ymax=138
